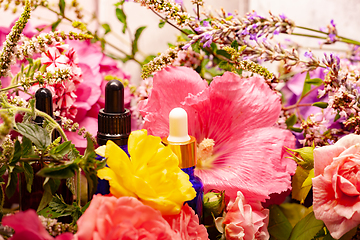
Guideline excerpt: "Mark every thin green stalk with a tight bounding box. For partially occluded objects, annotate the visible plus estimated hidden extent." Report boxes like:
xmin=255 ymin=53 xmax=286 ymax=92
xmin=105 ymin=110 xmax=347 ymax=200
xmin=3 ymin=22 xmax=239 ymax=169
xmin=76 ymin=168 xmax=81 ymax=207
xmin=0 ymin=107 xmax=68 ymax=141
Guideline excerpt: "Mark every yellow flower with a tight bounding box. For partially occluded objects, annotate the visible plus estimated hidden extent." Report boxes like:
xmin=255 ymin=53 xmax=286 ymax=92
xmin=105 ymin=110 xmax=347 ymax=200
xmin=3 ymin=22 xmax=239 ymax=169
xmin=97 ymin=129 xmax=196 ymax=215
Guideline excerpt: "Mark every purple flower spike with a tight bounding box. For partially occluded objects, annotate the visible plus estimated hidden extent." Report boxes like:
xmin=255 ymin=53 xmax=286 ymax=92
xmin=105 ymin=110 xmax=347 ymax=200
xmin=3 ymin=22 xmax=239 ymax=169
xmin=329 ymin=33 xmax=336 ymax=42
xmin=273 ymin=29 xmax=280 ymax=35
xmin=203 ymin=21 xmax=210 ymax=27
xmin=203 ymin=37 xmax=213 ymax=48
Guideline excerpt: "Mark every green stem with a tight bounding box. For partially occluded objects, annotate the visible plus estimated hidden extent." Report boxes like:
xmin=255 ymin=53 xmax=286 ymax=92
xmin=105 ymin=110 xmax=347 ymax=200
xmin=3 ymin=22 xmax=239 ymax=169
xmin=76 ymin=168 xmax=81 ymax=207
xmin=0 ymin=80 xmax=38 ymax=93
xmin=0 ymin=106 xmax=68 ymax=141
xmin=295 ymin=25 xmax=328 ymax=35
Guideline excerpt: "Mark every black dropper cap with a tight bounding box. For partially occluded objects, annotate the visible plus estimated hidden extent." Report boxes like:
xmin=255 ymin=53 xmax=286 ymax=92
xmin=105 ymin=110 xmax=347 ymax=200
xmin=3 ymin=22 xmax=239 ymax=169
xmin=34 ymin=88 xmax=60 ymax=141
xmin=97 ymin=80 xmax=131 ymax=146
xmin=35 ymin=88 xmax=53 ymax=123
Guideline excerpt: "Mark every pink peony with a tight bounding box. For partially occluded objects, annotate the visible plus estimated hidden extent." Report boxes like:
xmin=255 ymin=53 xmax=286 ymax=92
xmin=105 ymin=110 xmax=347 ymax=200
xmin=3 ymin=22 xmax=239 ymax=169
xmin=222 ymin=191 xmax=269 ymax=240
xmin=139 ymin=66 xmax=296 ymax=201
xmin=313 ymin=134 xmax=360 ymax=239
xmin=2 ymin=209 xmax=73 ymax=240
xmin=164 ymin=204 xmax=209 ymax=240
xmin=74 ymin=194 xmax=179 ymax=240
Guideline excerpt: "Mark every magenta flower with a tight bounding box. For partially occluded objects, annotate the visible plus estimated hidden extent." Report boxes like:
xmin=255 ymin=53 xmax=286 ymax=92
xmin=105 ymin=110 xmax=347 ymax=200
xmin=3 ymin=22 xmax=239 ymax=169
xmin=2 ymin=209 xmax=73 ymax=240
xmin=139 ymin=66 xmax=296 ymax=201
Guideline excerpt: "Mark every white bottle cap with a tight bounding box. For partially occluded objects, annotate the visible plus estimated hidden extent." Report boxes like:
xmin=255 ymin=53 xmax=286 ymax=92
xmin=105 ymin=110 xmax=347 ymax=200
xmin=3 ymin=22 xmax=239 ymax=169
xmin=167 ymin=107 xmax=191 ymax=143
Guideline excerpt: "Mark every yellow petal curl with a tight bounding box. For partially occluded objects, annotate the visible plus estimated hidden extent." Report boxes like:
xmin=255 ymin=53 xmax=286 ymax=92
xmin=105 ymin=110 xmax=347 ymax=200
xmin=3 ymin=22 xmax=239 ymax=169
xmin=97 ymin=129 xmax=196 ymax=215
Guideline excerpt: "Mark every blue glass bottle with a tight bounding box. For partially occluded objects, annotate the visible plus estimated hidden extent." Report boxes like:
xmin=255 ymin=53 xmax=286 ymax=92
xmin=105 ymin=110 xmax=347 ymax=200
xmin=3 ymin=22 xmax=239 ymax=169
xmin=182 ymin=166 xmax=204 ymax=218
xmin=162 ymin=107 xmax=204 ymax=221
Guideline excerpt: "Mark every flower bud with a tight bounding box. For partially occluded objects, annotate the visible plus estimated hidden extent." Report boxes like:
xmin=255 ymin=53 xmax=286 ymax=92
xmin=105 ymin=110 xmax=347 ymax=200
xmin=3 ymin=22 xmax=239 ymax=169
xmin=203 ymin=190 xmax=226 ymax=218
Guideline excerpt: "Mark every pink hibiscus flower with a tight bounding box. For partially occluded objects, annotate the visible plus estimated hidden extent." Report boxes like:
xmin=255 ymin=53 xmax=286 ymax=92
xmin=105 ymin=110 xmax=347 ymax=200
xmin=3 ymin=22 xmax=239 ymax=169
xmin=139 ymin=66 xmax=296 ymax=201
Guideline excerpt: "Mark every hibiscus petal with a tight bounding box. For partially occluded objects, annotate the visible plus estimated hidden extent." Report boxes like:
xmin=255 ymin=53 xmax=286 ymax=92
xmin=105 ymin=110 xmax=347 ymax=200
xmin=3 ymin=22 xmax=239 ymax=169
xmin=139 ymin=66 xmax=208 ymax=137
xmin=196 ymin=127 xmax=296 ymax=201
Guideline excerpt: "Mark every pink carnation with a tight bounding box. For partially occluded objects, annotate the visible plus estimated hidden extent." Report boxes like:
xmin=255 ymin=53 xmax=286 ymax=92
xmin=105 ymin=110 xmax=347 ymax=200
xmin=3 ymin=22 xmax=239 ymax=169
xmin=139 ymin=66 xmax=296 ymax=201
xmin=2 ymin=209 xmax=73 ymax=240
xmin=222 ymin=191 xmax=269 ymax=240
xmin=74 ymin=194 xmax=178 ymax=240
xmin=164 ymin=204 xmax=209 ymax=240
xmin=313 ymin=134 xmax=360 ymax=239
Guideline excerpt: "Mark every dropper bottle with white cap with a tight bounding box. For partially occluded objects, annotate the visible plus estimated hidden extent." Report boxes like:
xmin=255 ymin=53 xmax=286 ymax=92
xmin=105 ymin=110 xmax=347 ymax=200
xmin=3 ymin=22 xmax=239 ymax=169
xmin=162 ymin=107 xmax=203 ymax=219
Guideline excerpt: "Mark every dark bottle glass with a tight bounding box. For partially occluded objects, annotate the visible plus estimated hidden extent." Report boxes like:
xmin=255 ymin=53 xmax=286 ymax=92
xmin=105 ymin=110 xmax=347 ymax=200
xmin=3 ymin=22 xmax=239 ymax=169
xmin=20 ymin=88 xmax=73 ymax=213
xmin=93 ymin=80 xmax=131 ymax=197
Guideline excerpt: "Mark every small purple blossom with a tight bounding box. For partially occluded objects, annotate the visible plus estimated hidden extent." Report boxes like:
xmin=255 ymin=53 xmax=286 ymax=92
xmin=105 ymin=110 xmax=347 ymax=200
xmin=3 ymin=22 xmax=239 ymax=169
xmin=203 ymin=37 xmax=213 ymax=48
xmin=304 ymin=51 xmax=313 ymax=58
xmin=203 ymin=21 xmax=210 ymax=27
xmin=279 ymin=13 xmax=287 ymax=20
xmin=329 ymin=33 xmax=336 ymax=42
xmin=273 ymin=29 xmax=280 ymax=35
xmin=330 ymin=19 xmax=336 ymax=27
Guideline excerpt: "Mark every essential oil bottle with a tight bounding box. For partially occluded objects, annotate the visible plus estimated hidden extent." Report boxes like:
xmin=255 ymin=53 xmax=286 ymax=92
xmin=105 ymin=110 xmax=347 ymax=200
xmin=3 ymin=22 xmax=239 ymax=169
xmin=95 ymin=79 xmax=131 ymax=195
xmin=162 ymin=107 xmax=204 ymax=219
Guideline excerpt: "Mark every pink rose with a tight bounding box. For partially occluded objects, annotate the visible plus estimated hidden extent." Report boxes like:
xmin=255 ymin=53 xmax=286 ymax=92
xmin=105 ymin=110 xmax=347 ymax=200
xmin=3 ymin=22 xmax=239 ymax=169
xmin=74 ymin=195 xmax=179 ymax=240
xmin=164 ymin=204 xmax=209 ymax=240
xmin=222 ymin=191 xmax=269 ymax=240
xmin=2 ymin=209 xmax=73 ymax=240
xmin=313 ymin=134 xmax=360 ymax=239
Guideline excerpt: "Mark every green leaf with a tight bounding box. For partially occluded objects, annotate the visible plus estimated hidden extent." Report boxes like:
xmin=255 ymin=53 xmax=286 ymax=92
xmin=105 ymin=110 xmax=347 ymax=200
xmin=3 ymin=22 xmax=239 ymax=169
xmin=216 ymin=49 xmax=231 ymax=59
xmin=131 ymin=26 xmax=146 ymax=56
xmin=305 ymin=78 xmax=323 ymax=85
xmin=0 ymin=165 xmax=7 ymax=177
xmin=10 ymin=140 xmax=21 ymax=164
xmin=301 ymin=72 xmax=312 ymax=97
xmin=27 ymin=58 xmax=33 ymax=65
xmin=334 ymin=112 xmax=341 ymax=122
xmin=192 ymin=41 xmax=200 ymax=53
xmin=230 ymin=40 xmax=239 ymax=49
xmin=115 ymin=8 xmax=127 ymax=33
xmin=285 ymin=114 xmax=297 ymax=128
xmin=49 ymin=141 xmax=72 ymax=160
xmin=268 ymin=205 xmax=293 ymax=240
xmin=22 ymin=162 xmax=34 ymax=193
xmin=37 ymin=161 xmax=78 ymax=179
xmin=102 ymin=23 xmax=111 ymax=35
xmin=312 ymin=102 xmax=328 ymax=109
xmin=158 ymin=20 xmax=166 ymax=28
xmin=37 ymin=178 xmax=60 ymax=212
xmin=81 ymin=137 xmax=98 ymax=197
xmin=219 ymin=61 xmax=233 ymax=71
xmin=291 ymin=166 xmax=312 ymax=203
xmin=58 ymin=0 xmax=65 ymax=16
xmin=279 ymin=203 xmax=308 ymax=227
xmin=289 ymin=126 xmax=303 ymax=133
xmin=15 ymin=123 xmax=51 ymax=151
xmin=52 ymin=19 xmax=62 ymax=32
xmin=5 ymin=171 xmax=17 ymax=198
xmin=301 ymin=168 xmax=314 ymax=188
xmin=21 ymin=137 xmax=33 ymax=157
xmin=288 ymin=211 xmax=324 ymax=240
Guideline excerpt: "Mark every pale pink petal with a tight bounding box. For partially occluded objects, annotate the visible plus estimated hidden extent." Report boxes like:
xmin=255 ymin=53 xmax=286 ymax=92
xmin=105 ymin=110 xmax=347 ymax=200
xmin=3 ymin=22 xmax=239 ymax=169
xmin=140 ymin=66 xmax=208 ymax=137
xmin=314 ymin=145 xmax=345 ymax=176
xmin=335 ymin=133 xmax=360 ymax=149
